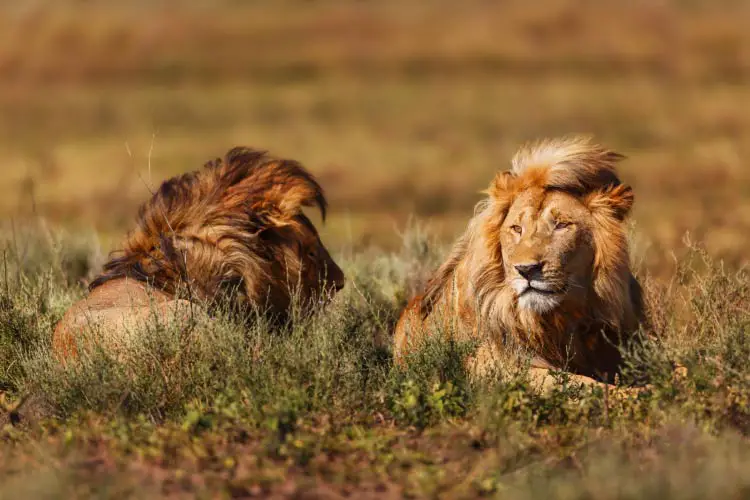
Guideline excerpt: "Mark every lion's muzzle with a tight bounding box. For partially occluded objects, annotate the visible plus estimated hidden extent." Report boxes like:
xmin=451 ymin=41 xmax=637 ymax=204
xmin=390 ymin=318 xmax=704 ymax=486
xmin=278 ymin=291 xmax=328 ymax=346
xmin=509 ymin=261 xmax=565 ymax=313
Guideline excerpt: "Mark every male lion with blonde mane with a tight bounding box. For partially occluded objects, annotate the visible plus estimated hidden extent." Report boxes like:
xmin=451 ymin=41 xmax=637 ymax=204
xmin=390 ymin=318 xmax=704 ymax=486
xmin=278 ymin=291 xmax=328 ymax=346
xmin=54 ymin=147 xmax=345 ymax=358
xmin=394 ymin=136 xmax=647 ymax=390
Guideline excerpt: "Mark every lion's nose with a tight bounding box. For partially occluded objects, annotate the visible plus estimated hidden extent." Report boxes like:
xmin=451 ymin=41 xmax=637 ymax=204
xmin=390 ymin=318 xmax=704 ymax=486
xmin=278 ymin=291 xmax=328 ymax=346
xmin=515 ymin=262 xmax=544 ymax=280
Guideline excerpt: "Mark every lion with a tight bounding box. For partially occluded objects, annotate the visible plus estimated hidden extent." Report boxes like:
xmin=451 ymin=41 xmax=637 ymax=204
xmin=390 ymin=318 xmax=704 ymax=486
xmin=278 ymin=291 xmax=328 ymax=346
xmin=53 ymin=147 xmax=345 ymax=358
xmin=393 ymin=136 xmax=647 ymax=390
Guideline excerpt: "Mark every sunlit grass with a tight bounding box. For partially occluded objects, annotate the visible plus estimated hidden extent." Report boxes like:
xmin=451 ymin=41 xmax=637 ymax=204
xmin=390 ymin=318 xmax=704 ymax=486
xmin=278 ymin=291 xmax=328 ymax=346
xmin=0 ymin=225 xmax=748 ymax=497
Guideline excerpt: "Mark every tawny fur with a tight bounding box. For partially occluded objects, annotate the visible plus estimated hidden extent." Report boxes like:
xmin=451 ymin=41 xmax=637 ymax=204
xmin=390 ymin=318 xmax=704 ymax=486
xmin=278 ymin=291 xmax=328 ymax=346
xmin=394 ymin=136 xmax=647 ymax=388
xmin=54 ymin=147 xmax=344 ymax=358
xmin=53 ymin=278 xmax=200 ymax=358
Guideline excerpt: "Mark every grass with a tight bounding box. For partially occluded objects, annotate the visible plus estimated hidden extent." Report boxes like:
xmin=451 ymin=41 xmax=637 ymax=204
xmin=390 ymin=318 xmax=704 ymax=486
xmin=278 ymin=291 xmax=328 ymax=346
xmin=0 ymin=224 xmax=748 ymax=498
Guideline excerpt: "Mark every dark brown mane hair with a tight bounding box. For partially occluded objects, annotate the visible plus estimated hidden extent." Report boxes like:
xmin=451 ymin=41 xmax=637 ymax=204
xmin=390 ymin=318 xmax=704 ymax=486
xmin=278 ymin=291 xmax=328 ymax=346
xmin=89 ymin=147 xmax=328 ymax=314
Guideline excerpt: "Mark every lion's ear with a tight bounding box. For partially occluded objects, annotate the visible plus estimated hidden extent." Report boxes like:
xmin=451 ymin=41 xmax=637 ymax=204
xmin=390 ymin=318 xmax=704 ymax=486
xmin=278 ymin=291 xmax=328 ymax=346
xmin=279 ymin=181 xmax=327 ymax=221
xmin=585 ymin=184 xmax=634 ymax=221
xmin=252 ymin=174 xmax=328 ymax=223
xmin=486 ymin=171 xmax=517 ymax=210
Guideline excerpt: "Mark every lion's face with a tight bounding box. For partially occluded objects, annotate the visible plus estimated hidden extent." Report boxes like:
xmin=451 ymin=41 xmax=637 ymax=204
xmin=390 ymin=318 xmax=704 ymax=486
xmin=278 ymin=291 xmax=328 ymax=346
xmin=296 ymin=216 xmax=345 ymax=302
xmin=499 ymin=188 xmax=595 ymax=314
xmin=267 ymin=213 xmax=345 ymax=310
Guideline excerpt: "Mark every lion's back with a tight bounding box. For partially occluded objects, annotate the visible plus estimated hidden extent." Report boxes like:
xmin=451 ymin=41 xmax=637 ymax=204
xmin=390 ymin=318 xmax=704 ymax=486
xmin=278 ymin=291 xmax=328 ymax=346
xmin=52 ymin=279 xmax=197 ymax=359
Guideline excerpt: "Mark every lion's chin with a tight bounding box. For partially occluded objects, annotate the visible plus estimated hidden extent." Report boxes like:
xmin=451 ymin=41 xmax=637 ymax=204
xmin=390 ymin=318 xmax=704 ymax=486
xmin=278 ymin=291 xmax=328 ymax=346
xmin=517 ymin=289 xmax=563 ymax=314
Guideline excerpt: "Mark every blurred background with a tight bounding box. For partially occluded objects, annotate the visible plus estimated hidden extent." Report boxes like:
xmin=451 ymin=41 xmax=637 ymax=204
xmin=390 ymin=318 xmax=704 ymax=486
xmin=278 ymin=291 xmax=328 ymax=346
xmin=0 ymin=0 xmax=748 ymax=275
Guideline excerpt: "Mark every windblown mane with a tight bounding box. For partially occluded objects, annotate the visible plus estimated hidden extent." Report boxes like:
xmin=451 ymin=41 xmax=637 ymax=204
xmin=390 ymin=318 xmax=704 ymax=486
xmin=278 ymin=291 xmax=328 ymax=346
xmin=413 ymin=136 xmax=644 ymax=377
xmin=89 ymin=147 xmax=327 ymax=313
xmin=510 ymin=136 xmax=624 ymax=193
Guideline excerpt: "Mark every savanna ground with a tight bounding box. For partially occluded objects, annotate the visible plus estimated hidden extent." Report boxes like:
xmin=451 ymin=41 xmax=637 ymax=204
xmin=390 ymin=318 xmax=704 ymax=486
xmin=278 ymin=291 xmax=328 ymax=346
xmin=1 ymin=1 xmax=749 ymax=498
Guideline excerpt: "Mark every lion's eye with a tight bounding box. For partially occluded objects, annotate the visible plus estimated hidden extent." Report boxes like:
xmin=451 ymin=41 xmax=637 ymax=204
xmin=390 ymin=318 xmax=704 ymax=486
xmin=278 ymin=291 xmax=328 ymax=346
xmin=510 ymin=225 xmax=522 ymax=235
xmin=555 ymin=221 xmax=570 ymax=231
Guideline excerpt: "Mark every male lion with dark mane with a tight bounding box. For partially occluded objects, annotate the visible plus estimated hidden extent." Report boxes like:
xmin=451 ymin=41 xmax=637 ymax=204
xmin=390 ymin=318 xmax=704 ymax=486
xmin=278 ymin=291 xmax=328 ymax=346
xmin=394 ymin=136 xmax=647 ymax=390
xmin=54 ymin=147 xmax=345 ymax=358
